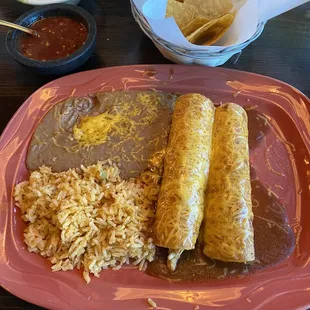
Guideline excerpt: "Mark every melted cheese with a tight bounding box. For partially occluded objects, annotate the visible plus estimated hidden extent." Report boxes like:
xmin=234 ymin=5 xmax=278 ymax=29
xmin=72 ymin=93 xmax=166 ymax=157
xmin=73 ymin=112 xmax=122 ymax=146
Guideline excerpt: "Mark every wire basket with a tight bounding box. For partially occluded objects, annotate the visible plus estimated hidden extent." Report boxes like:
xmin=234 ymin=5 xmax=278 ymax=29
xmin=130 ymin=0 xmax=265 ymax=66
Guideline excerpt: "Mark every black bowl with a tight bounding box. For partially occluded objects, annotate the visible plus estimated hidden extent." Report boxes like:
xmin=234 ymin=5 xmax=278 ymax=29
xmin=5 ymin=4 xmax=97 ymax=75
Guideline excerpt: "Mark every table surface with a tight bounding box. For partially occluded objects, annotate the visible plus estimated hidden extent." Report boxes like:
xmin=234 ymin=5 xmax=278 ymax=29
xmin=1 ymin=0 xmax=310 ymax=309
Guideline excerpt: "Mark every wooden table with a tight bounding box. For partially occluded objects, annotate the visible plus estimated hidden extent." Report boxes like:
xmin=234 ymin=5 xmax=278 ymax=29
xmin=0 ymin=0 xmax=310 ymax=309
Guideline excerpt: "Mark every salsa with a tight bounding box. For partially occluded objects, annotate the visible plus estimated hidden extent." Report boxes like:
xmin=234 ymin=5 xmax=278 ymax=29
xmin=20 ymin=16 xmax=88 ymax=61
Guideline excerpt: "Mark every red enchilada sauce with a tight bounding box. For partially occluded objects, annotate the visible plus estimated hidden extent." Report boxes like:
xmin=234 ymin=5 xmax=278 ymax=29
xmin=20 ymin=17 xmax=88 ymax=61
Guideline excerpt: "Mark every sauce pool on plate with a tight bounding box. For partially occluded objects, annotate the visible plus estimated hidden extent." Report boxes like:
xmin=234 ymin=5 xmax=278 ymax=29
xmin=20 ymin=16 xmax=88 ymax=61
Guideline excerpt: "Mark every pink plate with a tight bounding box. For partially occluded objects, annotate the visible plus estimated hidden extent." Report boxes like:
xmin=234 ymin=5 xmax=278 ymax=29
xmin=0 ymin=65 xmax=310 ymax=310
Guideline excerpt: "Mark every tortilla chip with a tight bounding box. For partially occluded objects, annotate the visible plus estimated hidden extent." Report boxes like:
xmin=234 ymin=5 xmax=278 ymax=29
xmin=184 ymin=0 xmax=233 ymax=19
xmin=232 ymin=0 xmax=247 ymax=9
xmin=186 ymin=13 xmax=234 ymax=46
xmin=166 ymin=0 xmax=198 ymax=29
xmin=181 ymin=16 xmax=210 ymax=37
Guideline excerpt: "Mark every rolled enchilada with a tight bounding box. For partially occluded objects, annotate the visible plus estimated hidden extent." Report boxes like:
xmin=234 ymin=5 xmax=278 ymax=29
xmin=154 ymin=94 xmax=215 ymax=255
xmin=203 ymin=103 xmax=255 ymax=262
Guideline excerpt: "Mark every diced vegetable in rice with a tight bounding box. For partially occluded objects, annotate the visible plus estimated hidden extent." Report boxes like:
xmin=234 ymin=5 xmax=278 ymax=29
xmin=13 ymin=161 xmax=159 ymax=283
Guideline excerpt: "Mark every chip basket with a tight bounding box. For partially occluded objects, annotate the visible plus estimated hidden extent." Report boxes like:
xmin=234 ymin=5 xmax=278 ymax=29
xmin=130 ymin=0 xmax=266 ymax=66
